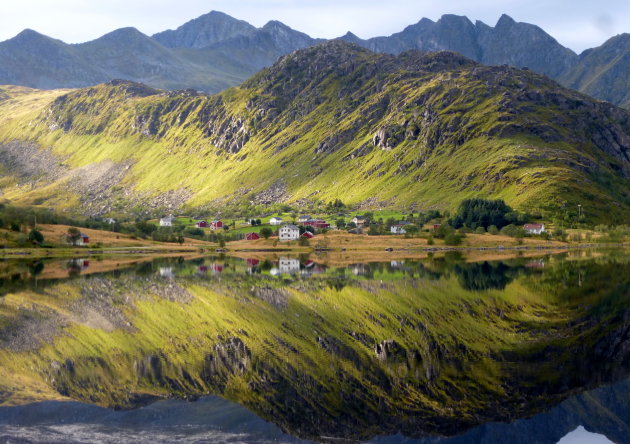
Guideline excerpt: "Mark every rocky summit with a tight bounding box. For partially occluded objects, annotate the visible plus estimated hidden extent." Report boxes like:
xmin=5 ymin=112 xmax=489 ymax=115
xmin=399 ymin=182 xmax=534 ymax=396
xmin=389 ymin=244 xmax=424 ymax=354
xmin=0 ymin=42 xmax=628 ymax=221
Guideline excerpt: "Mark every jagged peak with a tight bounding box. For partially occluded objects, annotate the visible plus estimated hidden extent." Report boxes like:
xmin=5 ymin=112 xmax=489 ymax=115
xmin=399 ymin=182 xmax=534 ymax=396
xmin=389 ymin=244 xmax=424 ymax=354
xmin=262 ymin=20 xmax=291 ymax=31
xmin=496 ymin=14 xmax=517 ymax=28
xmin=7 ymin=28 xmax=57 ymax=44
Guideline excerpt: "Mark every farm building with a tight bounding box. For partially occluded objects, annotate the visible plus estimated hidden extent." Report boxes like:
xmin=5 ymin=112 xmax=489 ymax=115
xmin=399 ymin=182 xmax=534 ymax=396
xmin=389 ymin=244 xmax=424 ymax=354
xmin=160 ymin=215 xmax=175 ymax=227
xmin=270 ymin=217 xmax=283 ymax=225
xmin=246 ymin=232 xmax=261 ymax=241
xmin=210 ymin=220 xmax=224 ymax=230
xmin=391 ymin=225 xmax=406 ymax=235
xmin=195 ymin=221 xmax=208 ymax=228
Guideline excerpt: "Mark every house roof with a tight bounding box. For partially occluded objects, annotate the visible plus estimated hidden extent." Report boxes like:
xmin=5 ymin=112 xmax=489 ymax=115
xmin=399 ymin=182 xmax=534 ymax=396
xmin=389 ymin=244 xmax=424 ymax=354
xmin=524 ymin=224 xmax=544 ymax=229
xmin=353 ymin=216 xmax=366 ymax=220
xmin=282 ymin=224 xmax=299 ymax=230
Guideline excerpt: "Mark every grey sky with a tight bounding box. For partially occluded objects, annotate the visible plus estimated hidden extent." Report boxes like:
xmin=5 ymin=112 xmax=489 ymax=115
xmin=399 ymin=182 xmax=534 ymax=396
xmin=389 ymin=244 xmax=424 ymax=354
xmin=1 ymin=0 xmax=628 ymax=53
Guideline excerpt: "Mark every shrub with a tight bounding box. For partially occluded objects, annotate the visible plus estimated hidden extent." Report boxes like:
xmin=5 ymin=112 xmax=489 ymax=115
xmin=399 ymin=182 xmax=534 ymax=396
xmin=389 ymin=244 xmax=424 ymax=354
xmin=488 ymin=225 xmax=499 ymax=235
xmin=444 ymin=233 xmax=463 ymax=246
xmin=260 ymin=227 xmax=273 ymax=239
xmin=475 ymin=226 xmax=486 ymax=234
xmin=28 ymin=228 xmax=44 ymax=244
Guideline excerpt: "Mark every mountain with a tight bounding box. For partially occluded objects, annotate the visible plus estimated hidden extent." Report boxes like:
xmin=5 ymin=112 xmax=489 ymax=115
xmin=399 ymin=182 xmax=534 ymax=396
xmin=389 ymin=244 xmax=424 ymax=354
xmin=560 ymin=33 xmax=630 ymax=110
xmin=152 ymin=10 xmax=256 ymax=49
xmin=0 ymin=12 xmax=628 ymax=110
xmin=342 ymin=14 xmax=578 ymax=80
xmin=0 ymin=42 xmax=628 ymax=221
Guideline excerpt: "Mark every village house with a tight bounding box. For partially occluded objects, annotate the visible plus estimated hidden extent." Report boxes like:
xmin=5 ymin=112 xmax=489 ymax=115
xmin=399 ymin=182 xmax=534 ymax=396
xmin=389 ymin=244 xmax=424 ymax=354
xmin=210 ymin=220 xmax=224 ymax=230
xmin=298 ymin=215 xmax=312 ymax=223
xmin=159 ymin=214 xmax=175 ymax=227
xmin=279 ymin=224 xmax=300 ymax=241
xmin=269 ymin=217 xmax=283 ymax=226
xmin=352 ymin=216 xmax=367 ymax=226
xmin=391 ymin=225 xmax=406 ymax=235
xmin=246 ymin=232 xmax=261 ymax=241
xmin=524 ymin=223 xmax=545 ymax=235
xmin=302 ymin=231 xmax=315 ymax=239
xmin=303 ymin=219 xmax=330 ymax=229
xmin=195 ymin=220 xmax=208 ymax=228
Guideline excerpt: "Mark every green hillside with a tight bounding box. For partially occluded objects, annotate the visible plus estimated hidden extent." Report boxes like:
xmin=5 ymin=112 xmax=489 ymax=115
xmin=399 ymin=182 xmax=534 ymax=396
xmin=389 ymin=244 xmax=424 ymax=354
xmin=0 ymin=42 xmax=629 ymax=221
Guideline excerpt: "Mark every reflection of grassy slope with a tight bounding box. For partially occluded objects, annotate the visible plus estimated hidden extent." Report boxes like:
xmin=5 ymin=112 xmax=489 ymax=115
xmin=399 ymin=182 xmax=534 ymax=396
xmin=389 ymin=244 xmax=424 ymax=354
xmin=0 ymin=44 xmax=628 ymax=221
xmin=0 ymin=255 xmax=628 ymax=439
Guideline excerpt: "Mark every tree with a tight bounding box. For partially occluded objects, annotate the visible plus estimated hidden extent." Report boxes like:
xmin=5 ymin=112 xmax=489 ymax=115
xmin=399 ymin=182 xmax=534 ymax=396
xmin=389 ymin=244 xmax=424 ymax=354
xmin=336 ymin=218 xmax=346 ymax=229
xmin=28 ymin=228 xmax=44 ymax=244
xmin=450 ymin=198 xmax=517 ymax=229
xmin=260 ymin=227 xmax=273 ymax=239
xmin=66 ymin=227 xmax=82 ymax=246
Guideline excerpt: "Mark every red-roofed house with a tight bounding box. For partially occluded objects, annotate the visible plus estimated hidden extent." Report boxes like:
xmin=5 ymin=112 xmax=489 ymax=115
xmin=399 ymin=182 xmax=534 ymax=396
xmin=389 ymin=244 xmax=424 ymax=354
xmin=246 ymin=232 xmax=261 ymax=241
xmin=210 ymin=220 xmax=224 ymax=230
xmin=523 ymin=223 xmax=545 ymax=235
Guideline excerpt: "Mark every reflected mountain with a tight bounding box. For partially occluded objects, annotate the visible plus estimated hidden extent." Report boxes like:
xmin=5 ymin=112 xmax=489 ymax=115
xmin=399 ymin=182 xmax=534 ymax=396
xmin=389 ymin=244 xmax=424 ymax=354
xmin=0 ymin=252 xmax=628 ymax=442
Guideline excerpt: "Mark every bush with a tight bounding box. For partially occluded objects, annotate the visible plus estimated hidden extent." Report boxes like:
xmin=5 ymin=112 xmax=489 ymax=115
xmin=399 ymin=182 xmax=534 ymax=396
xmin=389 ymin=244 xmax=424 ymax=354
xmin=260 ymin=227 xmax=273 ymax=239
xmin=28 ymin=228 xmax=44 ymax=244
xmin=474 ymin=226 xmax=486 ymax=234
xmin=444 ymin=233 xmax=463 ymax=246
xmin=427 ymin=236 xmax=434 ymax=245
xmin=488 ymin=225 xmax=499 ymax=235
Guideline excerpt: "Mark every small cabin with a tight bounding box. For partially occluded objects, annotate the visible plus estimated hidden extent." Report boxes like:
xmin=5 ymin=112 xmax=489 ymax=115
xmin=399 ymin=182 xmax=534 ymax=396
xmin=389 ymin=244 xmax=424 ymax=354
xmin=270 ymin=217 xmax=283 ymax=226
xmin=524 ymin=223 xmax=545 ymax=235
xmin=302 ymin=231 xmax=315 ymax=239
xmin=195 ymin=221 xmax=208 ymax=228
xmin=298 ymin=215 xmax=312 ymax=223
xmin=210 ymin=220 xmax=224 ymax=230
xmin=246 ymin=232 xmax=261 ymax=241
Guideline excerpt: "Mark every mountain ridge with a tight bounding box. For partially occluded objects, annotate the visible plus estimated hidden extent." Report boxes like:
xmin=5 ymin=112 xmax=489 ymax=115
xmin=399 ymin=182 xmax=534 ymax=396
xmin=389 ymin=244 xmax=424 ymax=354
xmin=0 ymin=42 xmax=628 ymax=221
xmin=0 ymin=12 xmax=627 ymax=110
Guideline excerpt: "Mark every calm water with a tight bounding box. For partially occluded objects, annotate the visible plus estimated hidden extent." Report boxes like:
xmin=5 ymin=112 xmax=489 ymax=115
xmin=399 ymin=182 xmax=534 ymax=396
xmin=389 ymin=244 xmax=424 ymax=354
xmin=0 ymin=250 xmax=628 ymax=443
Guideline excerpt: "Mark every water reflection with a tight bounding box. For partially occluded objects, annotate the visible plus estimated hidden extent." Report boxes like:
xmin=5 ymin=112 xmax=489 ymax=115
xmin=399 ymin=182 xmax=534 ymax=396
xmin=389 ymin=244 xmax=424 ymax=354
xmin=0 ymin=251 xmax=628 ymax=442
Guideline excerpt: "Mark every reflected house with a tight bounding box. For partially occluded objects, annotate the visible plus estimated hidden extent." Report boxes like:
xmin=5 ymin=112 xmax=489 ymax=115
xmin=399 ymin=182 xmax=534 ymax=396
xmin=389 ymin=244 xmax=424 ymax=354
xmin=159 ymin=267 xmax=175 ymax=279
xmin=279 ymin=258 xmax=300 ymax=274
xmin=351 ymin=264 xmax=367 ymax=276
xmin=197 ymin=265 xmax=208 ymax=274
xmin=526 ymin=259 xmax=545 ymax=269
xmin=210 ymin=264 xmax=224 ymax=273
xmin=246 ymin=258 xmax=260 ymax=267
xmin=524 ymin=223 xmax=545 ymax=234
xmin=67 ymin=258 xmax=90 ymax=273
xmin=390 ymin=260 xmax=405 ymax=268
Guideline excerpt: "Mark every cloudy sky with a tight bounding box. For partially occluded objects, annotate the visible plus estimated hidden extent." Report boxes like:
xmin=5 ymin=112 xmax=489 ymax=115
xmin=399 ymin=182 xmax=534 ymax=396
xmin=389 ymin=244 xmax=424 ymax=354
xmin=1 ymin=0 xmax=628 ymax=53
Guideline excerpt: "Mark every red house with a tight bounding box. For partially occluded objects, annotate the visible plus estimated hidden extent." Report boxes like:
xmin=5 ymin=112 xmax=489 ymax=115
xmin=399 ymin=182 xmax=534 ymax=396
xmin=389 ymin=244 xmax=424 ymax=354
xmin=246 ymin=232 xmax=261 ymax=241
xmin=210 ymin=264 xmax=224 ymax=273
xmin=303 ymin=219 xmax=330 ymax=229
xmin=80 ymin=234 xmax=90 ymax=245
xmin=246 ymin=258 xmax=260 ymax=267
xmin=196 ymin=221 xmax=208 ymax=228
xmin=210 ymin=220 xmax=224 ymax=230
xmin=302 ymin=231 xmax=314 ymax=239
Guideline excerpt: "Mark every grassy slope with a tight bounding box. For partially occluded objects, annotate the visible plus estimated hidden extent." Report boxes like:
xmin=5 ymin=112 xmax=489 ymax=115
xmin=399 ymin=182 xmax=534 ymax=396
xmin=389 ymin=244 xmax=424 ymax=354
xmin=0 ymin=43 xmax=628 ymax=221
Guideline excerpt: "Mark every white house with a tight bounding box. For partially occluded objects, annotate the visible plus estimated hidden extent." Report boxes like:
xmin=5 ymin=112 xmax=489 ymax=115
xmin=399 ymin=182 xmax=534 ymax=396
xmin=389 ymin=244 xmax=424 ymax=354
xmin=298 ymin=215 xmax=311 ymax=223
xmin=160 ymin=214 xmax=174 ymax=227
xmin=523 ymin=223 xmax=545 ymax=235
xmin=270 ymin=217 xmax=283 ymax=226
xmin=391 ymin=225 xmax=406 ymax=235
xmin=279 ymin=224 xmax=300 ymax=241
xmin=352 ymin=216 xmax=366 ymax=226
